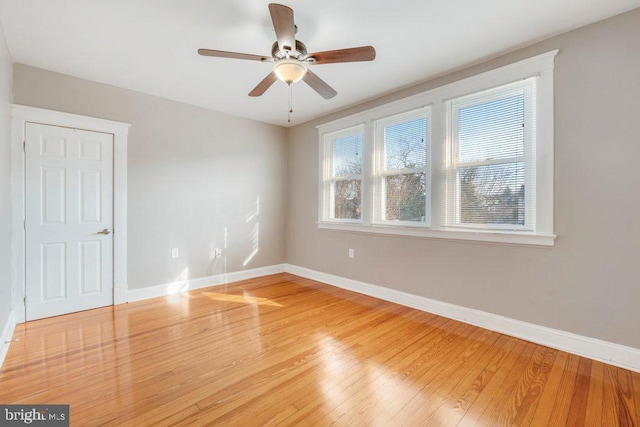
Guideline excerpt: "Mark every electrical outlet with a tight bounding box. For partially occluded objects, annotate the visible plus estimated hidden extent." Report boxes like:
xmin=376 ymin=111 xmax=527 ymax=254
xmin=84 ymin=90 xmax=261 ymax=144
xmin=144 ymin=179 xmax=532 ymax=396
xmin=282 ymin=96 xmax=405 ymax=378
xmin=171 ymin=248 xmax=179 ymax=258
xmin=348 ymin=248 xmax=354 ymax=258
xmin=214 ymin=248 xmax=222 ymax=259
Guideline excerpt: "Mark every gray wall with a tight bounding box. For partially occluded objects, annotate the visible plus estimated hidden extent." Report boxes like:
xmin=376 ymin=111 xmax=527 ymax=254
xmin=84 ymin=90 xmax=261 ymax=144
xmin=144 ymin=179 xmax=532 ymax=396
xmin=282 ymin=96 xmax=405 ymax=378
xmin=286 ymin=9 xmax=640 ymax=349
xmin=13 ymin=64 xmax=287 ymax=290
xmin=0 ymin=22 xmax=12 ymax=334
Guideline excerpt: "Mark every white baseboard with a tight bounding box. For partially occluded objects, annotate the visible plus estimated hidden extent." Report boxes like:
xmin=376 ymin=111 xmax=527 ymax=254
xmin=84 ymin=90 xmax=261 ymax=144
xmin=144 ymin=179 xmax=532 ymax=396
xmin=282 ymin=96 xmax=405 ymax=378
xmin=284 ymin=264 xmax=640 ymax=373
xmin=127 ymin=264 xmax=287 ymax=303
xmin=0 ymin=310 xmax=17 ymax=370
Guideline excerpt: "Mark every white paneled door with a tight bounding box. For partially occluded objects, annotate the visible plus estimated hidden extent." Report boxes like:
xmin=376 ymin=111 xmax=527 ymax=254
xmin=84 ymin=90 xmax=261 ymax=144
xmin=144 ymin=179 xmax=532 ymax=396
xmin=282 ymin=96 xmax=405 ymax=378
xmin=25 ymin=123 xmax=114 ymax=320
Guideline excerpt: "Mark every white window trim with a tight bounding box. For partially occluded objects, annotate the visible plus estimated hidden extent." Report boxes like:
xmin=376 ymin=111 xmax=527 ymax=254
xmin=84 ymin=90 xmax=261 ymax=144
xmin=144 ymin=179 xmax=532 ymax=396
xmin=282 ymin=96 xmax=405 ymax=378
xmin=317 ymin=50 xmax=558 ymax=247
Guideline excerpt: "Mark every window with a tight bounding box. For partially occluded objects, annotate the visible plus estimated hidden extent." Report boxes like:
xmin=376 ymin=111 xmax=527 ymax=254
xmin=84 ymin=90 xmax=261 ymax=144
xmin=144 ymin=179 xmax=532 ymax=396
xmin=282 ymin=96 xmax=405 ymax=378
xmin=318 ymin=50 xmax=557 ymax=246
xmin=322 ymin=126 xmax=364 ymax=222
xmin=446 ymin=80 xmax=535 ymax=231
xmin=374 ymin=109 xmax=430 ymax=226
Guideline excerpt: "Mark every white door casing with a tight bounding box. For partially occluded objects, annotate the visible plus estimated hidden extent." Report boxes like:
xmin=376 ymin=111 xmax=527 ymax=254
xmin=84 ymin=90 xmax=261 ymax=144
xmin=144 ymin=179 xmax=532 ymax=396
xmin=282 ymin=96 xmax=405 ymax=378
xmin=11 ymin=105 xmax=130 ymax=323
xmin=25 ymin=123 xmax=113 ymax=320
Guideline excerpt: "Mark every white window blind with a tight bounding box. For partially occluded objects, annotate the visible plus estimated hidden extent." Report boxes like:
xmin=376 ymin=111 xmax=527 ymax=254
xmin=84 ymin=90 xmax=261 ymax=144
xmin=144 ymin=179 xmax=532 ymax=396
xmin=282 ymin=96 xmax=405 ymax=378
xmin=446 ymin=78 xmax=536 ymax=230
xmin=327 ymin=127 xmax=363 ymax=221
xmin=374 ymin=109 xmax=430 ymax=225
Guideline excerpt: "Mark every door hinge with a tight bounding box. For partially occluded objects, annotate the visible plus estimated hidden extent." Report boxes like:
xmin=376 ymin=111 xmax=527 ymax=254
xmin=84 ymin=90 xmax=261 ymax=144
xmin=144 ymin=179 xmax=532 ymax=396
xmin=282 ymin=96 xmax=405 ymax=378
xmin=23 ymin=296 xmax=26 ymax=304
xmin=23 ymin=219 xmax=26 ymax=230
xmin=23 ymin=139 xmax=26 ymax=152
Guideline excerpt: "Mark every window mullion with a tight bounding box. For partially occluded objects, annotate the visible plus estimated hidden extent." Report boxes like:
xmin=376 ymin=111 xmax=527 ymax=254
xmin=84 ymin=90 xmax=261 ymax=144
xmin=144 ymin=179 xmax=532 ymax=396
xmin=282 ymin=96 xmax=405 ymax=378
xmin=430 ymin=99 xmax=445 ymax=229
xmin=361 ymin=120 xmax=375 ymax=225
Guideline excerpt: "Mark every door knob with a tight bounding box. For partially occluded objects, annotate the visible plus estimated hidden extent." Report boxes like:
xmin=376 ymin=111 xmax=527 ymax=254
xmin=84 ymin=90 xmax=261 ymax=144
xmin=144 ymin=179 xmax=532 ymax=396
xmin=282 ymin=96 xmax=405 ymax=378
xmin=97 ymin=229 xmax=111 ymax=235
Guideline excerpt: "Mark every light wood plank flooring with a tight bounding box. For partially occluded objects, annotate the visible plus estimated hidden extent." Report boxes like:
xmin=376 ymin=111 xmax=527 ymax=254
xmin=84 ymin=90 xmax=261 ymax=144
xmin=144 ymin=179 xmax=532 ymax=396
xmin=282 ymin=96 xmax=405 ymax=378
xmin=1 ymin=273 xmax=638 ymax=425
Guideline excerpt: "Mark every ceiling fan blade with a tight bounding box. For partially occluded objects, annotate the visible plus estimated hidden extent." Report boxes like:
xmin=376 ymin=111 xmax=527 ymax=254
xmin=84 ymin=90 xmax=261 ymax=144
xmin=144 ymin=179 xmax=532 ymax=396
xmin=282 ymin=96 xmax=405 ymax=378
xmin=308 ymin=46 xmax=376 ymax=64
xmin=268 ymin=3 xmax=295 ymax=53
xmin=302 ymin=69 xmax=337 ymax=99
xmin=249 ymin=72 xmax=278 ymax=97
xmin=198 ymin=49 xmax=269 ymax=62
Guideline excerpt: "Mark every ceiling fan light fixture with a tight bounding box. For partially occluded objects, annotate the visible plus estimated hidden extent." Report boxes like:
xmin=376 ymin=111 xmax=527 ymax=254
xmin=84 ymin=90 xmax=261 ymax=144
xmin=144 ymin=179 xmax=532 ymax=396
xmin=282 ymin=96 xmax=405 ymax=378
xmin=272 ymin=59 xmax=307 ymax=84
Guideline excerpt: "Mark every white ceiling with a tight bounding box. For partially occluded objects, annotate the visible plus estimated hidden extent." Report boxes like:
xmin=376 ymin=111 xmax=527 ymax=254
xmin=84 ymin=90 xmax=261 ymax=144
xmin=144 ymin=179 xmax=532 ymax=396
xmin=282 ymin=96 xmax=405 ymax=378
xmin=0 ymin=1 xmax=638 ymax=127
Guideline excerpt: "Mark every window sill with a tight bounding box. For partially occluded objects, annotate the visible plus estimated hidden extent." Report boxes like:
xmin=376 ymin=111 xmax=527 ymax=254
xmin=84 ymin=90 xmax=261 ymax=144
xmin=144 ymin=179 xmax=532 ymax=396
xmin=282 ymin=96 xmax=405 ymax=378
xmin=317 ymin=222 xmax=556 ymax=247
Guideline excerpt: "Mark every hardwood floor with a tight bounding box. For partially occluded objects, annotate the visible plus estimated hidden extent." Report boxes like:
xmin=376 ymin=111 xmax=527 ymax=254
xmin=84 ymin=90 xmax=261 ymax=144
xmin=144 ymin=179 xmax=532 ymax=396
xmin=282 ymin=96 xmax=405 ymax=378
xmin=1 ymin=273 xmax=638 ymax=426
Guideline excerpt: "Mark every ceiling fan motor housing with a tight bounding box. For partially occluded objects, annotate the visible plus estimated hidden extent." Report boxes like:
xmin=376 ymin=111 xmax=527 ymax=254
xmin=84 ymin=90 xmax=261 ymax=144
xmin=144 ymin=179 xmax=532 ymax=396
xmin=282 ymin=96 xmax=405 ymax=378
xmin=271 ymin=40 xmax=308 ymax=61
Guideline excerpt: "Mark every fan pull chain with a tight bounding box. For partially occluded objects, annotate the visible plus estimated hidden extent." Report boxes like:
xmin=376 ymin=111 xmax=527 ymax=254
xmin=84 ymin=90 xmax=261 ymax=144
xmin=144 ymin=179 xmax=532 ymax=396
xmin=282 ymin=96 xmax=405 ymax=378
xmin=287 ymin=83 xmax=293 ymax=123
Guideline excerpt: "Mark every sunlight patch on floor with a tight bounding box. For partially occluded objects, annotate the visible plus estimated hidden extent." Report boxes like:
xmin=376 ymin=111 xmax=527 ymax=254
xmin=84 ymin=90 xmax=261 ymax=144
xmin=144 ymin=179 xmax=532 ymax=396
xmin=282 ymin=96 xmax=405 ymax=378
xmin=202 ymin=291 xmax=282 ymax=307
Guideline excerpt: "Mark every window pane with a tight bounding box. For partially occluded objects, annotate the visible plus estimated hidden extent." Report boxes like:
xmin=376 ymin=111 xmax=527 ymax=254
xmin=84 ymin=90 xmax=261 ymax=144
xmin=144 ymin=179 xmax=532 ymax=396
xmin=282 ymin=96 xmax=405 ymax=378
xmin=384 ymin=117 xmax=427 ymax=170
xmin=458 ymin=93 xmax=524 ymax=163
xmin=333 ymin=134 xmax=363 ymax=176
xmin=458 ymin=163 xmax=525 ymax=225
xmin=385 ymin=173 xmax=426 ymax=222
xmin=332 ymin=179 xmax=361 ymax=219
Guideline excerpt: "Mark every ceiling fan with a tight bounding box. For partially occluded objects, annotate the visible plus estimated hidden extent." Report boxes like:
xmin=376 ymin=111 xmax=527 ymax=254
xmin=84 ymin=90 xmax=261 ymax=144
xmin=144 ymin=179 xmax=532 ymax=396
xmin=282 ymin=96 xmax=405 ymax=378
xmin=198 ymin=3 xmax=376 ymax=101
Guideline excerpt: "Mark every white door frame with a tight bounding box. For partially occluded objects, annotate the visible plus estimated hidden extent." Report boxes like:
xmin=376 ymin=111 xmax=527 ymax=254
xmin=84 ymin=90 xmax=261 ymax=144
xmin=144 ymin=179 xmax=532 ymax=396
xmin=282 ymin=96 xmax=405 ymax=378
xmin=11 ymin=105 xmax=130 ymax=323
